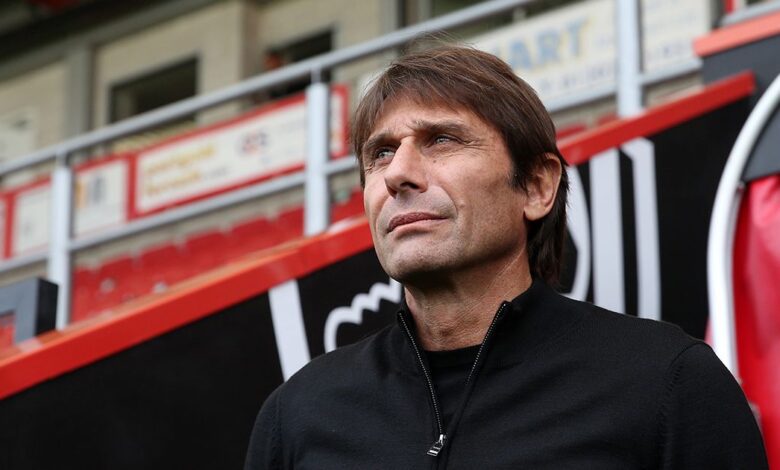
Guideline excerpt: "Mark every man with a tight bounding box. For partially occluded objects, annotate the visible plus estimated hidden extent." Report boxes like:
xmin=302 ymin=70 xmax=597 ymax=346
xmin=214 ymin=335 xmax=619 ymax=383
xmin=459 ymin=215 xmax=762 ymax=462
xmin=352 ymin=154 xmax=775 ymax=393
xmin=245 ymin=45 xmax=768 ymax=469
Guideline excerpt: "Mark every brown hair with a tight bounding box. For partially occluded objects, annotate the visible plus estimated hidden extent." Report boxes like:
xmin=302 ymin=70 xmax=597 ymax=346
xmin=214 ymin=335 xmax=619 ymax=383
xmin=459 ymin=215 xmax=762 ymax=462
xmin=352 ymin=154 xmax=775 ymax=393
xmin=351 ymin=43 xmax=569 ymax=284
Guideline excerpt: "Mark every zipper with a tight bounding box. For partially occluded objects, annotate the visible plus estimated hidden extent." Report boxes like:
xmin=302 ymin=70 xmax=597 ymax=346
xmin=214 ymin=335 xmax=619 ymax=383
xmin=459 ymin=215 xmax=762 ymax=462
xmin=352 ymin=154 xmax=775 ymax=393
xmin=427 ymin=434 xmax=446 ymax=457
xmin=436 ymin=301 xmax=509 ymax=467
xmin=398 ymin=301 xmax=510 ymax=460
xmin=398 ymin=312 xmax=446 ymax=457
xmin=465 ymin=302 xmax=508 ymax=385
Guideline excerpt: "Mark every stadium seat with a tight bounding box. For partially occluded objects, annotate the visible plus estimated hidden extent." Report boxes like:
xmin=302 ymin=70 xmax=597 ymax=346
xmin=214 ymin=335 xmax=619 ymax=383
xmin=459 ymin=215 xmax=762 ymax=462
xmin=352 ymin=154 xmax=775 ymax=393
xmin=331 ymin=189 xmax=364 ymax=222
xmin=138 ymin=243 xmax=189 ymax=290
xmin=275 ymin=207 xmax=304 ymax=240
xmin=93 ymin=256 xmax=143 ymax=312
xmin=227 ymin=217 xmax=286 ymax=259
xmin=183 ymin=231 xmax=231 ymax=273
xmin=0 ymin=312 xmax=13 ymax=349
xmin=72 ymin=267 xmax=101 ymax=322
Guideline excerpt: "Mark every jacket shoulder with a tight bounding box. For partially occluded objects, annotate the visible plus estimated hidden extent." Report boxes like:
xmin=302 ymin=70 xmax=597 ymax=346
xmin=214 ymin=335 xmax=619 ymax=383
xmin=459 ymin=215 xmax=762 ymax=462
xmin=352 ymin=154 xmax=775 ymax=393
xmin=279 ymin=322 xmax=400 ymax=397
xmin=563 ymin=292 xmax=696 ymax=347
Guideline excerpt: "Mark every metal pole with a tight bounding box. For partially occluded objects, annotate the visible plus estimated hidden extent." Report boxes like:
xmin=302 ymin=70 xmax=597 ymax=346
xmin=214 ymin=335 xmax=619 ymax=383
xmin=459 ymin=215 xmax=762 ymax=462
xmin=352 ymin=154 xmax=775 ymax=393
xmin=708 ymin=73 xmax=780 ymax=376
xmin=304 ymin=79 xmax=331 ymax=236
xmin=48 ymin=150 xmax=74 ymax=328
xmin=614 ymin=0 xmax=662 ymax=323
xmin=589 ymin=0 xmax=643 ymax=315
xmin=615 ymin=0 xmax=643 ymax=116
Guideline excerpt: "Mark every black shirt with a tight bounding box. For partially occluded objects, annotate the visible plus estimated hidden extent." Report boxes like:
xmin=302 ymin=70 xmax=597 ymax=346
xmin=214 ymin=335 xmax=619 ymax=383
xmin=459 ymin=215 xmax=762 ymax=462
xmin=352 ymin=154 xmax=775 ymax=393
xmin=425 ymin=344 xmax=480 ymax=429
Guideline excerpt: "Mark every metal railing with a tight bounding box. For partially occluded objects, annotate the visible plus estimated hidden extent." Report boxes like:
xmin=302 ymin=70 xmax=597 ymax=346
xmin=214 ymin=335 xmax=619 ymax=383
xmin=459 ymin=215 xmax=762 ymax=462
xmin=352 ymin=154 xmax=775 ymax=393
xmin=707 ymin=72 xmax=780 ymax=377
xmin=0 ymin=0 xmax=698 ymax=327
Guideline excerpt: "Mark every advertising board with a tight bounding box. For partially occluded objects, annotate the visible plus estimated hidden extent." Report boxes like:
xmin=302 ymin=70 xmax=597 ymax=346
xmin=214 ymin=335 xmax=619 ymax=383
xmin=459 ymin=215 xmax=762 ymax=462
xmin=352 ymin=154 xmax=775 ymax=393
xmin=134 ymin=86 xmax=349 ymax=215
xmin=0 ymin=85 xmax=349 ymax=257
xmin=473 ymin=0 xmax=710 ymax=103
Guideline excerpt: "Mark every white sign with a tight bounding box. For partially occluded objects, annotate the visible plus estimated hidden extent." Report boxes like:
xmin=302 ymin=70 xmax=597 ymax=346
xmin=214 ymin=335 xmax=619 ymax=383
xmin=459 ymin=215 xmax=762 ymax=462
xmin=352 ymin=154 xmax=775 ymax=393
xmin=135 ymin=89 xmax=349 ymax=214
xmin=12 ymin=184 xmax=49 ymax=256
xmin=472 ymin=0 xmax=710 ymax=103
xmin=10 ymin=160 xmax=129 ymax=255
xmin=74 ymin=159 xmax=128 ymax=236
xmin=642 ymin=0 xmax=710 ymax=71
xmin=0 ymin=107 xmax=37 ymax=162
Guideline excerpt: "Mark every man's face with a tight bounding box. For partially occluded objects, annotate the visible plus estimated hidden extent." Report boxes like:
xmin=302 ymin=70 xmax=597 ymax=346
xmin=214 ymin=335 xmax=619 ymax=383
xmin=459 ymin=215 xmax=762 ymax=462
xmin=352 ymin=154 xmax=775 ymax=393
xmin=361 ymin=97 xmax=530 ymax=283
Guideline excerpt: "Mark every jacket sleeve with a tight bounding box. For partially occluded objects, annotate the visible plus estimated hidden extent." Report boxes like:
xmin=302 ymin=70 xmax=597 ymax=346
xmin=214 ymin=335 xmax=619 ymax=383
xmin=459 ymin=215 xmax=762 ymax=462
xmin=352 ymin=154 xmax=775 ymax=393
xmin=658 ymin=342 xmax=768 ymax=469
xmin=244 ymin=386 xmax=283 ymax=470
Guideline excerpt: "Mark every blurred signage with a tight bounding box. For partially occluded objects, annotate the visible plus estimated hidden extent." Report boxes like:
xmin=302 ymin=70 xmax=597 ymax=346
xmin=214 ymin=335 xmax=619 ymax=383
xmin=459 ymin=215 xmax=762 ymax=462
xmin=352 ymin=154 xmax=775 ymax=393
xmin=473 ymin=0 xmax=710 ymax=103
xmin=0 ymin=85 xmax=349 ymax=258
xmin=135 ymin=86 xmax=349 ymax=215
xmin=11 ymin=183 xmax=49 ymax=257
xmin=74 ymin=159 xmax=129 ymax=236
xmin=9 ymin=159 xmax=129 ymax=256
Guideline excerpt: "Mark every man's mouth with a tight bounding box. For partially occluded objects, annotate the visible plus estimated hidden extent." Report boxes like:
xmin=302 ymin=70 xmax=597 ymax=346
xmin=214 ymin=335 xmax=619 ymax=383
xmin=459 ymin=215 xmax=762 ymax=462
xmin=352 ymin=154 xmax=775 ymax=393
xmin=387 ymin=212 xmax=446 ymax=233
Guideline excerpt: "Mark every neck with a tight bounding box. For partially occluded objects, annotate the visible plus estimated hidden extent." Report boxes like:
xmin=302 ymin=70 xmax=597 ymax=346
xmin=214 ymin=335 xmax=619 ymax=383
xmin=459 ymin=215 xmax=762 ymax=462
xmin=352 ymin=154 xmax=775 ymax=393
xmin=404 ymin=251 xmax=532 ymax=351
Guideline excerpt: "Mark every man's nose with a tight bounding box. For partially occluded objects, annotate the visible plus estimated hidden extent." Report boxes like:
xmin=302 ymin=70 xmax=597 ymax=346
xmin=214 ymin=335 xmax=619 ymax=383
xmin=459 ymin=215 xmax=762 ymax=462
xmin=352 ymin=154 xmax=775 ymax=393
xmin=384 ymin=141 xmax=427 ymax=197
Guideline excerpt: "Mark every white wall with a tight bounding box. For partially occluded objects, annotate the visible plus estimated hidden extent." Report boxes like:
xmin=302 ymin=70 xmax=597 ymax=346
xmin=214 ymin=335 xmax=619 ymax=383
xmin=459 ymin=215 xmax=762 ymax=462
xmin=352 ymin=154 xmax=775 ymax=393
xmin=0 ymin=62 xmax=66 ymax=161
xmin=93 ymin=1 xmax=248 ymax=128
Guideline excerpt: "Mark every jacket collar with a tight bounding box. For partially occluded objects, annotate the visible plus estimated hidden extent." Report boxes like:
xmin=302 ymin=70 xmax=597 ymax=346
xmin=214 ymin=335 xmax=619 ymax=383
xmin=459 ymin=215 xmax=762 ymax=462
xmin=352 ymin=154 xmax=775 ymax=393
xmin=393 ymin=278 xmax=587 ymax=369
xmin=490 ymin=279 xmax=587 ymax=368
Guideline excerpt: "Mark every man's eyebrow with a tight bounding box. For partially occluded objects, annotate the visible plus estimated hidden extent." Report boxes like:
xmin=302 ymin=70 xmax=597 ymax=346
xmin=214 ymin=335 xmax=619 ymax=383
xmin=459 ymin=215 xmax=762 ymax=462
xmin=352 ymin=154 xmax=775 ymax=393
xmin=362 ymin=132 xmax=392 ymax=157
xmin=409 ymin=119 xmax=470 ymax=135
xmin=363 ymin=119 xmax=472 ymax=155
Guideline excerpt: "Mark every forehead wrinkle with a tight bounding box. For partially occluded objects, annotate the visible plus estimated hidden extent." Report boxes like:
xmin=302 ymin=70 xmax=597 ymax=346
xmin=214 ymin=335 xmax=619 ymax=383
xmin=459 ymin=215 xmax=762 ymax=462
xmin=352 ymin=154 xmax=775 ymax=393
xmin=368 ymin=117 xmax=470 ymax=143
xmin=409 ymin=119 xmax=470 ymax=135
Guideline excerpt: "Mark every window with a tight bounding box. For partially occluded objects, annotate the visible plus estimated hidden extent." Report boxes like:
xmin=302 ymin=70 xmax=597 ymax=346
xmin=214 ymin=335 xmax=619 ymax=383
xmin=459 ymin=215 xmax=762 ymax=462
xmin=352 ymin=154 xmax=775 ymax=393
xmin=108 ymin=58 xmax=198 ymax=153
xmin=263 ymin=30 xmax=332 ymax=99
xmin=109 ymin=58 xmax=197 ymax=123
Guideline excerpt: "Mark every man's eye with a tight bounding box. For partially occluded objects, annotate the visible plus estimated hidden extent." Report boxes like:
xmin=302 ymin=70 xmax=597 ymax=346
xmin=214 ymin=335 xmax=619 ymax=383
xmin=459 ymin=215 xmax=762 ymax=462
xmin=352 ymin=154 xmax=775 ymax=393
xmin=374 ymin=148 xmax=395 ymax=159
xmin=433 ymin=135 xmax=456 ymax=145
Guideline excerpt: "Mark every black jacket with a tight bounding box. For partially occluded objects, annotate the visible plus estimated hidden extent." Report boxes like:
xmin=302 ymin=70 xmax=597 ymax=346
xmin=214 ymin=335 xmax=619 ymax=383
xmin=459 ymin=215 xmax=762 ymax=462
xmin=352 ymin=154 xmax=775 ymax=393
xmin=245 ymin=280 xmax=768 ymax=469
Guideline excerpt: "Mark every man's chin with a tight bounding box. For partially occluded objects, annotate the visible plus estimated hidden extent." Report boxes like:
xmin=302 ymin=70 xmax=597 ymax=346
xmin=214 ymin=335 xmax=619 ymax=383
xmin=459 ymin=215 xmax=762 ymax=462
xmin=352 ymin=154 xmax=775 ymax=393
xmin=383 ymin=258 xmax=452 ymax=287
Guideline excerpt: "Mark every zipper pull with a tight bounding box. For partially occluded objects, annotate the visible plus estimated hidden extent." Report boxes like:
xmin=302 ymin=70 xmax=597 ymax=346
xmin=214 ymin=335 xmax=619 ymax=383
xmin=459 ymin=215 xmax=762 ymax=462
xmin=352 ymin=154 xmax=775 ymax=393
xmin=426 ymin=434 xmax=447 ymax=457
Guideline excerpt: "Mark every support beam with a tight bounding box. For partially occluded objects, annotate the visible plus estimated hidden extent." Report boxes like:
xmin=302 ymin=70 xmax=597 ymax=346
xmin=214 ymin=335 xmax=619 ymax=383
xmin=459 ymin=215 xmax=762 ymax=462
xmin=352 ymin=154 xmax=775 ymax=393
xmin=590 ymin=148 xmax=625 ymax=313
xmin=615 ymin=0 xmax=643 ymax=117
xmin=304 ymin=81 xmax=331 ymax=236
xmin=47 ymin=152 xmax=74 ymax=329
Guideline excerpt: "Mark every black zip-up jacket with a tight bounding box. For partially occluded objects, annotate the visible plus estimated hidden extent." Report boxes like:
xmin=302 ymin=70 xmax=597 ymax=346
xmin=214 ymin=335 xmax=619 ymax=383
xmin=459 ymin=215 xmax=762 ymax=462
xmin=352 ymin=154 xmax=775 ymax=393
xmin=245 ymin=280 xmax=768 ymax=469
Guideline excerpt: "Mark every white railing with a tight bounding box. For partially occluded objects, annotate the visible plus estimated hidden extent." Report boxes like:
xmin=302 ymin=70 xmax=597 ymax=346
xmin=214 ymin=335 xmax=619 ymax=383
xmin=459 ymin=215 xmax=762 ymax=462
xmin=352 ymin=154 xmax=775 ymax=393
xmin=707 ymin=73 xmax=780 ymax=377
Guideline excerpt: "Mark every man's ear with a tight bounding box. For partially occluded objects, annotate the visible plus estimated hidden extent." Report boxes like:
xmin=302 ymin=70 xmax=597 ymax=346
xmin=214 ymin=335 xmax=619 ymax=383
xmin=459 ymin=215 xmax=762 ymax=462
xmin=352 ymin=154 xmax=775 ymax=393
xmin=523 ymin=154 xmax=562 ymax=221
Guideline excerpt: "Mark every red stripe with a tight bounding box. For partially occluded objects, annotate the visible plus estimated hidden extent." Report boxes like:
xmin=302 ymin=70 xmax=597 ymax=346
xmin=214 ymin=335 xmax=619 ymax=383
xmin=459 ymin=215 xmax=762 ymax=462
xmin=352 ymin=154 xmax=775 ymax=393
xmin=559 ymin=72 xmax=755 ymax=166
xmin=127 ymin=152 xmax=139 ymax=220
xmin=694 ymin=9 xmax=780 ymax=57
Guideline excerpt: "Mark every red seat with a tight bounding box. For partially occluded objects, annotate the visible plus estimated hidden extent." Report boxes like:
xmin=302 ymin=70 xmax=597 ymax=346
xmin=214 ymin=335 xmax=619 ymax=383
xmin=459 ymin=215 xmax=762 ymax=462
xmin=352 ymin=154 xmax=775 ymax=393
xmin=184 ymin=231 xmax=230 ymax=273
xmin=93 ymin=256 xmax=143 ymax=311
xmin=227 ymin=217 xmax=285 ymax=259
xmin=72 ymin=267 xmax=100 ymax=322
xmin=0 ymin=313 xmax=14 ymax=349
xmin=275 ymin=207 xmax=303 ymax=240
xmin=138 ymin=244 xmax=189 ymax=289
xmin=331 ymin=189 xmax=364 ymax=222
